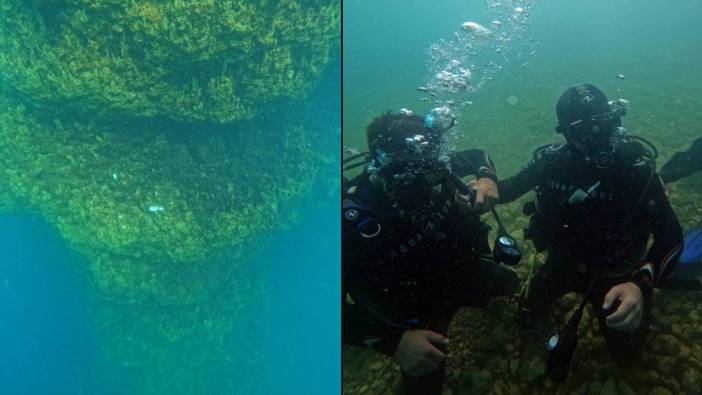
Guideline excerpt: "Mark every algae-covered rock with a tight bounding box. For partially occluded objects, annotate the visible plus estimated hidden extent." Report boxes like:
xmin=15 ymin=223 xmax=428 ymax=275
xmin=516 ymin=353 xmax=546 ymax=383
xmin=599 ymin=378 xmax=618 ymax=395
xmin=683 ymin=368 xmax=702 ymax=395
xmin=680 ymin=343 xmax=692 ymax=359
xmin=0 ymin=0 xmax=340 ymax=123
xmin=456 ymin=371 xmax=492 ymax=395
xmin=0 ymin=93 xmax=319 ymax=304
xmin=653 ymin=333 xmax=680 ymax=356
xmin=616 ymin=379 xmax=637 ymax=395
xmin=650 ymin=387 xmax=673 ymax=395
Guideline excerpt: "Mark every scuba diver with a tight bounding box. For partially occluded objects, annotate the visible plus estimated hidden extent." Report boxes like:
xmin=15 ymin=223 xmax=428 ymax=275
xmin=657 ymin=137 xmax=702 ymax=289
xmin=342 ymin=109 xmax=520 ymax=395
xmin=497 ymin=84 xmax=683 ymax=381
xmin=659 ymin=137 xmax=702 ymax=184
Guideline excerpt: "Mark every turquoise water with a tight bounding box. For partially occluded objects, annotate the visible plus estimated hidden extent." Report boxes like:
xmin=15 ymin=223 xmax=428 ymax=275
xmin=344 ymin=0 xmax=702 ymax=176
xmin=250 ymin=55 xmax=341 ymax=395
xmin=0 ymin=215 xmax=93 ymax=395
xmin=261 ymin=199 xmax=340 ymax=394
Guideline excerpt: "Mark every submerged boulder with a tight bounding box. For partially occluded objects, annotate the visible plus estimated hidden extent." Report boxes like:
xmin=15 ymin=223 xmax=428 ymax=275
xmin=0 ymin=1 xmax=339 ymax=393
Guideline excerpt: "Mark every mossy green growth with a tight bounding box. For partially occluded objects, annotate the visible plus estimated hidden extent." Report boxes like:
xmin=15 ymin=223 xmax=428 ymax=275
xmin=90 ymin=243 xmax=265 ymax=394
xmin=0 ymin=93 xmax=319 ymax=304
xmin=0 ymin=0 xmax=340 ymax=123
xmin=0 ymin=180 xmax=18 ymax=213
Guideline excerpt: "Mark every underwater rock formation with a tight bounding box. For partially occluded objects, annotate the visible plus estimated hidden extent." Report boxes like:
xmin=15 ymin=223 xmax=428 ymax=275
xmin=0 ymin=92 xmax=319 ymax=305
xmin=0 ymin=0 xmax=339 ymax=393
xmin=0 ymin=0 xmax=340 ymax=123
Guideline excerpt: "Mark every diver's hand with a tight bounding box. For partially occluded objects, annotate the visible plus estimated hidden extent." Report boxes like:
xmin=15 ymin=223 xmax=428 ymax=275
xmin=470 ymin=178 xmax=499 ymax=213
xmin=603 ymin=282 xmax=643 ymax=333
xmin=394 ymin=330 xmax=448 ymax=377
xmin=454 ymin=189 xmax=474 ymax=211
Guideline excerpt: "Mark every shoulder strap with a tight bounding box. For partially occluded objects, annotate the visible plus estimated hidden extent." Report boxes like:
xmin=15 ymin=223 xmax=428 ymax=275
xmin=343 ymin=182 xmax=383 ymax=240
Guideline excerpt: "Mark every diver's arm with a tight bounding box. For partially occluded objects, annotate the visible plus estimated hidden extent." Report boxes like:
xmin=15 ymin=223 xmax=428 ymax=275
xmin=634 ymin=174 xmax=683 ymax=288
xmin=449 ymin=149 xmax=497 ymax=182
xmin=659 ymin=137 xmax=702 ymax=183
xmin=342 ymin=236 xmax=407 ymax=356
xmin=604 ymin=170 xmax=682 ymax=333
xmin=342 ymin=293 xmax=406 ymax=356
xmin=497 ymin=157 xmax=542 ymax=204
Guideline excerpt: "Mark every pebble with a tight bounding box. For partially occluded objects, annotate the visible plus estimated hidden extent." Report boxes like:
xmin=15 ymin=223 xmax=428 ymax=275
xmin=649 ymin=387 xmax=672 ymax=395
xmin=680 ymin=325 xmax=695 ymax=342
xmin=588 ymin=381 xmax=603 ymax=394
xmin=516 ymin=355 xmax=545 ymax=383
xmin=616 ymin=379 xmax=637 ymax=395
xmin=671 ymin=322 xmax=684 ymax=337
xmin=680 ymin=343 xmax=691 ymax=359
xmin=683 ymin=368 xmax=702 ymax=394
xmin=653 ymin=334 xmax=679 ymax=356
xmin=655 ymin=315 xmax=672 ymax=330
xmin=388 ymin=374 xmax=400 ymax=388
xmin=492 ymin=379 xmax=506 ymax=395
xmin=659 ymin=374 xmax=680 ymax=392
xmin=600 ymin=378 xmax=617 ymax=395
xmin=509 ymin=359 xmax=519 ymax=376
xmin=689 ymin=357 xmax=702 ymax=372
xmin=460 ymin=371 xmax=492 ymax=395
xmin=652 ymin=355 xmax=676 ymax=374
xmin=692 ymin=344 xmax=702 ymax=359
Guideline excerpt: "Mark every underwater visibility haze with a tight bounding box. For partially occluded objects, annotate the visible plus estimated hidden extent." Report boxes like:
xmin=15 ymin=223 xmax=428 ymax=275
xmin=0 ymin=1 xmax=340 ymax=394
xmin=344 ymin=0 xmax=702 ymax=394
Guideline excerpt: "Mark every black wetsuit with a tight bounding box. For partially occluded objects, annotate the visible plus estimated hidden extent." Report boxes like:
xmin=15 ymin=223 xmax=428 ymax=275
xmin=343 ymin=149 xmax=518 ymax=395
xmin=659 ymin=137 xmax=702 ymax=183
xmin=498 ymin=139 xmax=683 ymax=362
